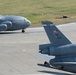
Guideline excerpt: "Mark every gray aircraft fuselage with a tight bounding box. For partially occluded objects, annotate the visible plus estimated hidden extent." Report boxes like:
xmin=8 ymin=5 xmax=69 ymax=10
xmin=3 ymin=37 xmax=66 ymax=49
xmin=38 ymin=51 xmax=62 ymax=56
xmin=39 ymin=21 xmax=76 ymax=73
xmin=0 ymin=15 xmax=31 ymax=32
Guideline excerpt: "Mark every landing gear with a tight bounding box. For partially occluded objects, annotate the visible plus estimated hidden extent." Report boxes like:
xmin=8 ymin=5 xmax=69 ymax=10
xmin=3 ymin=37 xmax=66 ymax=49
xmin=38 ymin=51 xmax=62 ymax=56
xmin=22 ymin=29 xmax=25 ymax=33
xmin=44 ymin=61 xmax=50 ymax=67
xmin=44 ymin=61 xmax=48 ymax=65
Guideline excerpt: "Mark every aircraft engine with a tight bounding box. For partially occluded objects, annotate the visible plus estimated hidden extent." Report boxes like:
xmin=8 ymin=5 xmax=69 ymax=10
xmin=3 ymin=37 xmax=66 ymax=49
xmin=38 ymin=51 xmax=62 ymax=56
xmin=0 ymin=24 xmax=7 ymax=31
xmin=2 ymin=21 xmax=12 ymax=29
xmin=39 ymin=44 xmax=76 ymax=56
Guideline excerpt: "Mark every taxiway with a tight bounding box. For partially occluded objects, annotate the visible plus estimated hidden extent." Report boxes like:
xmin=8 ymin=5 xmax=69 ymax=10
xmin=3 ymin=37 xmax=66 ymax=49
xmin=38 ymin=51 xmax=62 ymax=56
xmin=0 ymin=23 xmax=76 ymax=75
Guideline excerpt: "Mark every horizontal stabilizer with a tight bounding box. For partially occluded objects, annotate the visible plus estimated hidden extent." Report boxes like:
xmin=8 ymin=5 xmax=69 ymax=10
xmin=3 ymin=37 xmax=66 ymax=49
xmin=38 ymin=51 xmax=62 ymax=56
xmin=39 ymin=44 xmax=51 ymax=50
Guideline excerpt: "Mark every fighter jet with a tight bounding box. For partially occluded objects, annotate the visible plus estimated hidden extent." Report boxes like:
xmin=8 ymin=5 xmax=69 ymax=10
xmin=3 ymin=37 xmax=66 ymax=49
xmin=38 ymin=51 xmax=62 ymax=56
xmin=0 ymin=15 xmax=31 ymax=33
xmin=39 ymin=21 xmax=76 ymax=72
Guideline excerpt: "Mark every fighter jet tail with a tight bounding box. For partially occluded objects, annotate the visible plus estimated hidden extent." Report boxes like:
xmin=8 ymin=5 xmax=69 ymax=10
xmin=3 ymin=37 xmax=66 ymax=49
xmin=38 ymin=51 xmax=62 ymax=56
xmin=42 ymin=21 xmax=71 ymax=46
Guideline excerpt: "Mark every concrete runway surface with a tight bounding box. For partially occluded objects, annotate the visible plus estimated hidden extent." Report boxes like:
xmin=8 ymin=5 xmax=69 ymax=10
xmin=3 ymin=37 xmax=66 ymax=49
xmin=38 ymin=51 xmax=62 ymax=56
xmin=0 ymin=22 xmax=76 ymax=75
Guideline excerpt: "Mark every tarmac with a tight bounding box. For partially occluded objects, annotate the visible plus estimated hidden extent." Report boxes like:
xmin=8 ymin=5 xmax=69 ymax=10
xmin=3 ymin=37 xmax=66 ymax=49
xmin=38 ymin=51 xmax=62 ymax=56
xmin=0 ymin=22 xmax=76 ymax=75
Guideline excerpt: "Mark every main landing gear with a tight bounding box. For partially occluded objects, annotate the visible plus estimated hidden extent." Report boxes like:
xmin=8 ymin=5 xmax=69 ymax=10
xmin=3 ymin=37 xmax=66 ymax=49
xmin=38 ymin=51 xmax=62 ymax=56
xmin=22 ymin=29 xmax=25 ymax=33
xmin=44 ymin=61 xmax=50 ymax=67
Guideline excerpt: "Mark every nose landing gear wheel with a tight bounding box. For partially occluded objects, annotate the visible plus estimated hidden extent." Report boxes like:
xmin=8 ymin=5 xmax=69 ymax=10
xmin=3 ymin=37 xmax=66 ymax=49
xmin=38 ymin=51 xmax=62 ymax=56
xmin=22 ymin=29 xmax=25 ymax=33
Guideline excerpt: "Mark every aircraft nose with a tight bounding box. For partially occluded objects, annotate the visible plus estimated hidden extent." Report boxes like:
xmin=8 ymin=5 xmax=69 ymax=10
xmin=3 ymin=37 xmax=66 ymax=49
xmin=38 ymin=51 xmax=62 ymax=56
xmin=26 ymin=20 xmax=31 ymax=26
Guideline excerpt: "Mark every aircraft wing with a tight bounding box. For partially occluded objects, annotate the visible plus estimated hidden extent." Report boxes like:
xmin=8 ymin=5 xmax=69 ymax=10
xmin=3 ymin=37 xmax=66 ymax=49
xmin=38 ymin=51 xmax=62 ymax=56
xmin=53 ymin=62 xmax=76 ymax=65
xmin=42 ymin=21 xmax=72 ymax=46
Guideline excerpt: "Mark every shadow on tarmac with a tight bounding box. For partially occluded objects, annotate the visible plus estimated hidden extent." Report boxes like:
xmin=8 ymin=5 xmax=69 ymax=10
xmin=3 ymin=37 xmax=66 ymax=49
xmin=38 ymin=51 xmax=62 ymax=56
xmin=38 ymin=70 xmax=72 ymax=75
xmin=0 ymin=31 xmax=22 ymax=34
xmin=37 ymin=63 xmax=74 ymax=75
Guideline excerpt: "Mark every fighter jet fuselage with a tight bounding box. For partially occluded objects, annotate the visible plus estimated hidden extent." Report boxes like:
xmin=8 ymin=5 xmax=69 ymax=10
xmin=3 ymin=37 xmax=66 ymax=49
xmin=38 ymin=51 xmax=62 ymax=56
xmin=40 ymin=44 xmax=76 ymax=56
xmin=0 ymin=15 xmax=31 ymax=32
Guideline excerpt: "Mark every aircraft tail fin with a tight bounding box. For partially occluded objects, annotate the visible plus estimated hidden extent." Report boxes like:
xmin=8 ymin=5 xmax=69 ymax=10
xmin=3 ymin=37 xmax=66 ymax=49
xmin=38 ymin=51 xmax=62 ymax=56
xmin=42 ymin=21 xmax=71 ymax=46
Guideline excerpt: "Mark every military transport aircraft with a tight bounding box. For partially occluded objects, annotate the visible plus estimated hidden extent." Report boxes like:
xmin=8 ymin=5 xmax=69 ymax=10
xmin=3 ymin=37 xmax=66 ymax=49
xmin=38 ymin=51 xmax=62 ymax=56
xmin=0 ymin=15 xmax=31 ymax=33
xmin=39 ymin=21 xmax=76 ymax=72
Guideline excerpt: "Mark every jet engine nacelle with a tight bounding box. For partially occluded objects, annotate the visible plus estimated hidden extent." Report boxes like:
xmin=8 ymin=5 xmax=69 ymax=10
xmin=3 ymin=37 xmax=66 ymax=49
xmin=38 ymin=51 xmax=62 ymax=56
xmin=0 ymin=24 xmax=7 ymax=31
xmin=1 ymin=21 xmax=12 ymax=29
xmin=39 ymin=44 xmax=76 ymax=56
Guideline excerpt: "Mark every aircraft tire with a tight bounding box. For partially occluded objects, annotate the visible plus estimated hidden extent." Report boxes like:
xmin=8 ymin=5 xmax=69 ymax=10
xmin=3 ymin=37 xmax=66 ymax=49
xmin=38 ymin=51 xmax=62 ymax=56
xmin=44 ymin=61 xmax=50 ymax=66
xmin=22 ymin=29 xmax=25 ymax=33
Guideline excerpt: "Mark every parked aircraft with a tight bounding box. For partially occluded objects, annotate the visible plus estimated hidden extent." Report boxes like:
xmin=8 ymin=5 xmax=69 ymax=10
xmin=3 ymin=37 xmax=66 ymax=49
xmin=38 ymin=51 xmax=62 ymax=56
xmin=0 ymin=15 xmax=31 ymax=33
xmin=39 ymin=21 xmax=76 ymax=72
